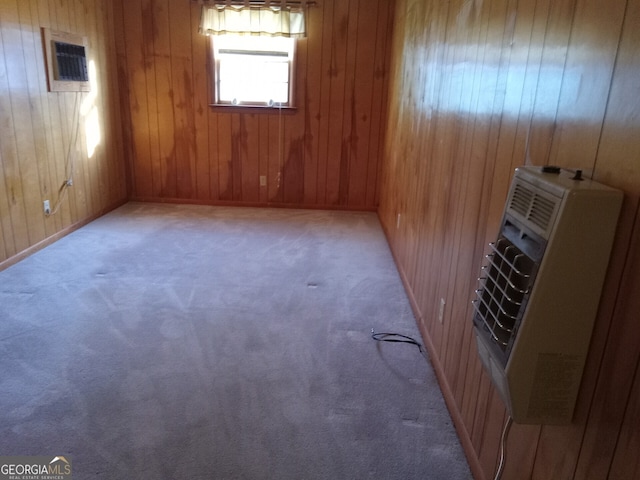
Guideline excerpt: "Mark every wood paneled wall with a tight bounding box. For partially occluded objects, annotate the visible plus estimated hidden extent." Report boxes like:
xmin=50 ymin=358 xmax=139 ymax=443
xmin=112 ymin=0 xmax=394 ymax=210
xmin=379 ymin=0 xmax=640 ymax=479
xmin=0 ymin=0 xmax=127 ymax=268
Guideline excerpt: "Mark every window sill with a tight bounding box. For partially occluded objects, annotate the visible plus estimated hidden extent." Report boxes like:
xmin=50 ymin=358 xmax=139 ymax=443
xmin=209 ymin=104 xmax=298 ymax=115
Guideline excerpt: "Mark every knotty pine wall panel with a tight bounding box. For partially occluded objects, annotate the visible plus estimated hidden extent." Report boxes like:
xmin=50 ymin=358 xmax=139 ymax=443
xmin=113 ymin=0 xmax=394 ymax=210
xmin=379 ymin=0 xmax=640 ymax=479
xmin=0 ymin=0 xmax=127 ymax=268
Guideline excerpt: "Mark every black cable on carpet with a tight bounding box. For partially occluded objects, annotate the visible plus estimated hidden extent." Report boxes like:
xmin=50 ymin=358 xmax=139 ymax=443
xmin=371 ymin=329 xmax=429 ymax=360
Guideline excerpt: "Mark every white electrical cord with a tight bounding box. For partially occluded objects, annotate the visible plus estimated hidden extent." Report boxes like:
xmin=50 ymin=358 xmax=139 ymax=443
xmin=278 ymin=99 xmax=283 ymax=191
xmin=494 ymin=415 xmax=513 ymax=480
xmin=48 ymin=91 xmax=81 ymax=217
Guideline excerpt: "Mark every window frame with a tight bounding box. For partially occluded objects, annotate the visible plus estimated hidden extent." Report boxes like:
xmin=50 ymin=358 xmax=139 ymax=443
xmin=209 ymin=35 xmax=297 ymax=111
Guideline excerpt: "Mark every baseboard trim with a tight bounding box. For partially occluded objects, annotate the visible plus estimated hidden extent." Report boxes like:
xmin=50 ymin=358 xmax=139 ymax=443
xmin=0 ymin=199 xmax=127 ymax=273
xmin=129 ymin=196 xmax=378 ymax=213
xmin=377 ymin=213 xmax=485 ymax=480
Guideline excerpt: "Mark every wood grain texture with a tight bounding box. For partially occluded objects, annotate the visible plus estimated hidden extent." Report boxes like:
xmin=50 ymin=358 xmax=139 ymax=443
xmin=112 ymin=0 xmax=393 ymax=210
xmin=379 ymin=0 xmax=640 ymax=479
xmin=0 ymin=0 xmax=127 ymax=267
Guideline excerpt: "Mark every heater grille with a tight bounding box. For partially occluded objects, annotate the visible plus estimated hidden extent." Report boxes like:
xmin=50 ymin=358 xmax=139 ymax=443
xmin=473 ymin=237 xmax=536 ymax=362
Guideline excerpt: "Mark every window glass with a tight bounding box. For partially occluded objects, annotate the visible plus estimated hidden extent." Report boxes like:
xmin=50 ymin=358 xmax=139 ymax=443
xmin=213 ymin=35 xmax=295 ymax=107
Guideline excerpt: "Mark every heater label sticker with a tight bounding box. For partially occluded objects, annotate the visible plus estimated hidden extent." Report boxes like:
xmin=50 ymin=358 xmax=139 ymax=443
xmin=0 ymin=456 xmax=72 ymax=480
xmin=527 ymin=353 xmax=581 ymax=420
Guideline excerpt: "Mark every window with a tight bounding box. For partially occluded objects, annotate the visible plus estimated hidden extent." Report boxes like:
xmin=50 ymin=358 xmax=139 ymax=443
xmin=212 ymin=35 xmax=296 ymax=108
xmin=198 ymin=3 xmax=306 ymax=109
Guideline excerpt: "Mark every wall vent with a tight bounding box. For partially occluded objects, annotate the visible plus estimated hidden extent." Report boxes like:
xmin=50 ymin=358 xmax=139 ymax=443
xmin=42 ymin=28 xmax=91 ymax=92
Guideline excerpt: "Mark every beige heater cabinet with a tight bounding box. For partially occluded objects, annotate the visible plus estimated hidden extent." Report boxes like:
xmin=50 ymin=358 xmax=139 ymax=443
xmin=472 ymin=166 xmax=623 ymax=424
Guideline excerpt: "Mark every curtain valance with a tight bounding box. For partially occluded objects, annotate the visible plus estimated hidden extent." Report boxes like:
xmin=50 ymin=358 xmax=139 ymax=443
xmin=199 ymin=3 xmax=307 ymax=38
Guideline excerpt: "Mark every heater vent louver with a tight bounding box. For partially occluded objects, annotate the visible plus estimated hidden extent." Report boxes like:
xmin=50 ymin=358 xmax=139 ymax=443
xmin=507 ymin=181 xmax=559 ymax=238
xmin=529 ymin=195 xmax=556 ymax=230
xmin=509 ymin=183 xmax=534 ymax=217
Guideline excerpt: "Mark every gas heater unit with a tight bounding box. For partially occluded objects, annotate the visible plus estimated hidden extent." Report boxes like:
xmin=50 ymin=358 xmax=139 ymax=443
xmin=472 ymin=166 xmax=623 ymax=424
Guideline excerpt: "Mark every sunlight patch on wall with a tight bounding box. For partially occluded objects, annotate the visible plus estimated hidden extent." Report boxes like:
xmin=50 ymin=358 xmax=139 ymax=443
xmin=81 ymin=60 xmax=101 ymax=158
xmin=417 ymin=44 xmax=582 ymax=120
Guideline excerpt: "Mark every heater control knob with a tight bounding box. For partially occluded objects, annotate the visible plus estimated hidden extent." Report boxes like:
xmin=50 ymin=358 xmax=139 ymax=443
xmin=542 ymin=165 xmax=561 ymax=174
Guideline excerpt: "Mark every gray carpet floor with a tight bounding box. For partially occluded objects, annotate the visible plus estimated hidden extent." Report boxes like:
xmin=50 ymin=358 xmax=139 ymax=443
xmin=0 ymin=202 xmax=472 ymax=479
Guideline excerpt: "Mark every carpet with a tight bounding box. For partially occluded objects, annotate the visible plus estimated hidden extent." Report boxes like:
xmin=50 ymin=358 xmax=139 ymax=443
xmin=0 ymin=202 xmax=472 ymax=479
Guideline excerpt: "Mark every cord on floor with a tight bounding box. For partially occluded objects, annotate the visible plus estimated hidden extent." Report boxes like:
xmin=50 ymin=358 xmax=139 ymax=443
xmin=370 ymin=329 xmax=429 ymax=362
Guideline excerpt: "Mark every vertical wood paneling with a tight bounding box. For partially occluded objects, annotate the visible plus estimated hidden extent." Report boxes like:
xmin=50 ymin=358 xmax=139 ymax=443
xmin=121 ymin=1 xmax=152 ymax=199
xmin=549 ymin=0 xmax=628 ymax=171
xmin=191 ymin=2 xmax=210 ymax=201
xmin=153 ymin=0 xmax=177 ymax=199
xmin=1 ymin=1 xmax=38 ymax=251
xmin=314 ymin=0 xmax=334 ymax=205
xmin=103 ymin=0 xmax=125 ymax=206
xmin=283 ymin=29 xmax=307 ymax=204
xmin=609 ymin=293 xmax=640 ymax=479
xmin=113 ymin=0 xmax=391 ymax=210
xmin=169 ymin=0 xmax=196 ymax=199
xmin=139 ymin=0 xmax=160 ymax=198
xmin=266 ymin=111 xmax=284 ymax=203
xmin=0 ymin=0 xmax=127 ymax=268
xmin=367 ymin=0 xmax=393 ymax=208
xmin=72 ymin=0 xmax=94 ymax=219
xmin=2 ymin=0 xmax=44 ymax=248
xmin=301 ymin=10 xmax=320 ymax=206
xmin=324 ymin=0 xmax=350 ymax=206
xmin=348 ymin=0 xmax=377 ymax=207
xmin=0 ymin=12 xmax=27 ymax=256
xmin=379 ymin=0 xmax=640 ymax=479
xmin=112 ymin=0 xmax=134 ymax=199
xmin=17 ymin=1 xmax=52 ymax=239
xmin=36 ymin=0 xmax=73 ymax=231
xmin=230 ymin=113 xmax=244 ymax=200
xmin=217 ymin=109 xmax=233 ymax=200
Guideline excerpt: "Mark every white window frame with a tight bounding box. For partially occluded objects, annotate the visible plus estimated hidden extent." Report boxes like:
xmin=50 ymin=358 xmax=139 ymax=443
xmin=210 ymin=35 xmax=296 ymax=109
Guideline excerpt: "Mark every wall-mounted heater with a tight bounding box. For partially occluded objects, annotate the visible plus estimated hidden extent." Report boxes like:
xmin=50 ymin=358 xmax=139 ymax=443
xmin=472 ymin=166 xmax=623 ymax=424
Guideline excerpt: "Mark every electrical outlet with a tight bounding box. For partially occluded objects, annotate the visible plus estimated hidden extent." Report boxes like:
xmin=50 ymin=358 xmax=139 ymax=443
xmin=43 ymin=200 xmax=51 ymax=216
xmin=438 ymin=298 xmax=445 ymax=324
xmin=260 ymin=175 xmax=267 ymax=187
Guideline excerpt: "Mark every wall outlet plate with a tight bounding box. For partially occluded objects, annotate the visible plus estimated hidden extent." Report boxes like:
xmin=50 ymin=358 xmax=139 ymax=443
xmin=438 ymin=298 xmax=445 ymax=324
